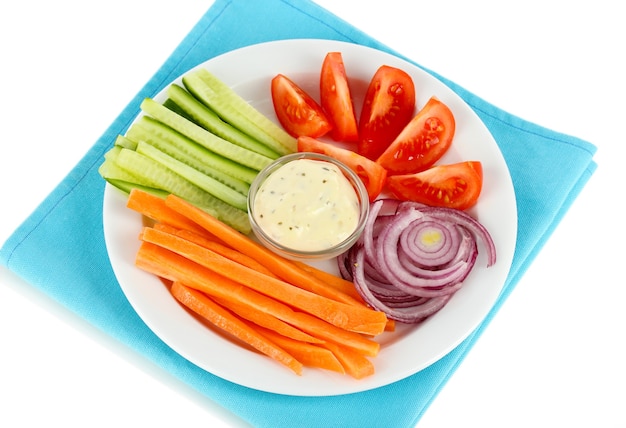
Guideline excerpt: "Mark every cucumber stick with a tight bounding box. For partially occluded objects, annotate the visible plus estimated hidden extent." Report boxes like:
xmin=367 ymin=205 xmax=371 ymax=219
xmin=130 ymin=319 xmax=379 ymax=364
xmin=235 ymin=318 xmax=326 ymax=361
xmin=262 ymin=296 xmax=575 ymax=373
xmin=140 ymin=97 xmax=273 ymax=172
xmin=114 ymin=134 xmax=137 ymax=150
xmin=135 ymin=141 xmax=248 ymax=211
xmin=113 ymin=148 xmax=250 ymax=233
xmin=166 ymin=84 xmax=280 ymax=159
xmin=127 ymin=116 xmax=253 ymax=192
xmin=106 ymin=179 xmax=169 ymax=198
xmin=100 ymin=147 xmax=150 ymax=186
xmin=182 ymin=69 xmax=297 ymax=156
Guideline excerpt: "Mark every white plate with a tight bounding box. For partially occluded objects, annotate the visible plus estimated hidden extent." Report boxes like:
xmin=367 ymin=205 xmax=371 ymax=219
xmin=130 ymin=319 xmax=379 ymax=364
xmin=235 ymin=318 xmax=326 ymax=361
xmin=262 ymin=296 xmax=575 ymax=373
xmin=103 ymin=39 xmax=517 ymax=396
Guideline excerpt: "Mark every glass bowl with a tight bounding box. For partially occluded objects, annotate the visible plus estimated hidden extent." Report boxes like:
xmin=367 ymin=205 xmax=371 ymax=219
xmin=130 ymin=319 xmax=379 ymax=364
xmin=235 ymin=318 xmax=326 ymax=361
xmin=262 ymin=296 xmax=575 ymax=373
xmin=247 ymin=152 xmax=369 ymax=261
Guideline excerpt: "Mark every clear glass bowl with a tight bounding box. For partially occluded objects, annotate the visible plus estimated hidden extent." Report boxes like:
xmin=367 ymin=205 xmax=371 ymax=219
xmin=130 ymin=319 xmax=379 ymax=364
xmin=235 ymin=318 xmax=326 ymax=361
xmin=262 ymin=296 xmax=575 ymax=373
xmin=247 ymin=152 xmax=369 ymax=261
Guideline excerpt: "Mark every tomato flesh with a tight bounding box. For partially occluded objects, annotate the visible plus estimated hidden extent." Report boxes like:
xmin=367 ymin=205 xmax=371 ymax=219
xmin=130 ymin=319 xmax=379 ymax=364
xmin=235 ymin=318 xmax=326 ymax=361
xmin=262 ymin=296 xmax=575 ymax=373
xmin=297 ymin=136 xmax=387 ymax=202
xmin=377 ymin=97 xmax=456 ymax=175
xmin=358 ymin=65 xmax=416 ymax=160
xmin=271 ymin=74 xmax=332 ymax=138
xmin=320 ymin=52 xmax=359 ymax=143
xmin=386 ymin=161 xmax=483 ymax=210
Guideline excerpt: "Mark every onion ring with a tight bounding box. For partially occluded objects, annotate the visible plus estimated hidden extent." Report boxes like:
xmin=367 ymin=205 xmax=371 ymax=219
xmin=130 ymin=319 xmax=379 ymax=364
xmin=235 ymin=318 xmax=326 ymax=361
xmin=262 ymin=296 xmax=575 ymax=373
xmin=338 ymin=199 xmax=496 ymax=323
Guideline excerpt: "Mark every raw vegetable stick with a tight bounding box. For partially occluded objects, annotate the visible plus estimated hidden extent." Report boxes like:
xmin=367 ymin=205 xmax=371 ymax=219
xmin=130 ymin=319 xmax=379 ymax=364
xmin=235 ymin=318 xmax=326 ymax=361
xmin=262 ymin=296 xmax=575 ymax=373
xmin=170 ymin=281 xmax=303 ymax=375
xmin=291 ymin=260 xmax=366 ymax=304
xmin=164 ymin=193 xmax=376 ymax=308
xmin=290 ymin=262 xmax=396 ymax=333
xmin=126 ymin=188 xmax=213 ymax=237
xmin=107 ymin=179 xmax=169 ymax=199
xmin=151 ymin=223 xmax=276 ymax=277
xmin=114 ymin=148 xmax=251 ymax=234
xmin=140 ymin=226 xmax=387 ymax=335
xmin=135 ymin=242 xmax=380 ymax=357
xmin=135 ymin=141 xmax=249 ymax=211
xmin=254 ymin=326 xmax=345 ymax=374
xmin=100 ymin=147 xmax=169 ymax=195
xmin=182 ymin=68 xmax=296 ymax=156
xmin=166 ymin=83 xmax=281 ymax=159
xmin=289 ymin=261 xmax=400 ymax=331
xmin=211 ymin=295 xmax=324 ymax=344
xmin=140 ymin=97 xmax=275 ymax=172
xmin=127 ymin=115 xmax=258 ymax=187
xmin=281 ymin=311 xmax=380 ymax=358
xmin=320 ymin=341 xmax=375 ymax=380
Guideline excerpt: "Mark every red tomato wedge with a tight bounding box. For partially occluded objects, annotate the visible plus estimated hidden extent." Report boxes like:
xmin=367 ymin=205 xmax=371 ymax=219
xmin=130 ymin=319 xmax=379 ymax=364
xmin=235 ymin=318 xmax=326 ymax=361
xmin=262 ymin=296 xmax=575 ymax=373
xmin=358 ymin=65 xmax=416 ymax=160
xmin=386 ymin=161 xmax=483 ymax=210
xmin=297 ymin=136 xmax=387 ymax=202
xmin=377 ymin=97 xmax=456 ymax=175
xmin=320 ymin=52 xmax=359 ymax=142
xmin=271 ymin=74 xmax=332 ymax=138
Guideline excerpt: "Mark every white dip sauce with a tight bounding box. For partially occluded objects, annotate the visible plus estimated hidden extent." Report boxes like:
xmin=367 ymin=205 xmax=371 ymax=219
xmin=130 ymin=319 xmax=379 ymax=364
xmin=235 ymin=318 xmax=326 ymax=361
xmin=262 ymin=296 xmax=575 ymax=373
xmin=252 ymin=158 xmax=360 ymax=251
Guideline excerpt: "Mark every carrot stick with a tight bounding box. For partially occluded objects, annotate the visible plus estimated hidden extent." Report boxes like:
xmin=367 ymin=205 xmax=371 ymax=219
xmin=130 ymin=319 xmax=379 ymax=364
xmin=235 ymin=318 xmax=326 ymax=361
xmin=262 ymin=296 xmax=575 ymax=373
xmin=153 ymin=223 xmax=278 ymax=278
xmin=255 ymin=326 xmax=345 ymax=374
xmin=140 ymin=226 xmax=387 ymax=335
xmin=291 ymin=260 xmax=366 ymax=303
xmin=170 ymin=281 xmax=303 ymax=375
xmin=135 ymin=242 xmax=380 ymax=357
xmin=291 ymin=260 xmax=397 ymax=333
xmin=285 ymin=311 xmax=379 ymax=357
xmin=212 ymin=295 xmax=324 ymax=344
xmin=164 ymin=193 xmax=368 ymax=307
xmin=321 ymin=341 xmax=375 ymax=380
xmin=127 ymin=188 xmax=211 ymax=237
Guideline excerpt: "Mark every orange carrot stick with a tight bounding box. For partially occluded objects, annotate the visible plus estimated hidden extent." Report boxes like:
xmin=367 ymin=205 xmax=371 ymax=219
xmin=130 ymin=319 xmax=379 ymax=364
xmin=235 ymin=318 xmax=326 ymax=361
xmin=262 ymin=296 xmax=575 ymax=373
xmin=135 ymin=242 xmax=380 ymax=357
xmin=285 ymin=311 xmax=380 ymax=357
xmin=153 ymin=223 xmax=278 ymax=278
xmin=140 ymin=226 xmax=387 ymax=335
xmin=127 ymin=188 xmax=211 ymax=237
xmin=170 ymin=281 xmax=302 ymax=375
xmin=290 ymin=260 xmax=398 ymax=332
xmin=163 ymin=193 xmax=368 ymax=307
xmin=291 ymin=260 xmax=366 ymax=303
xmin=256 ymin=326 xmax=345 ymax=374
xmin=212 ymin=295 xmax=324 ymax=344
xmin=321 ymin=341 xmax=375 ymax=380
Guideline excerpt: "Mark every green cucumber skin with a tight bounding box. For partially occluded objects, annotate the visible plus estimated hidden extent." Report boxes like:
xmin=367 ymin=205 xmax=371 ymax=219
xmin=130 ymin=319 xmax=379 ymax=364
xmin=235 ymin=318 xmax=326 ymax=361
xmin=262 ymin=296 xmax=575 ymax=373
xmin=163 ymin=98 xmax=190 ymax=118
xmin=127 ymin=116 xmax=253 ymax=192
xmin=140 ymin=97 xmax=274 ymax=172
xmin=167 ymin=84 xmax=281 ymax=159
xmin=106 ymin=179 xmax=169 ymax=199
xmin=182 ymin=69 xmax=296 ymax=156
xmin=113 ymin=148 xmax=251 ymax=234
xmin=135 ymin=141 xmax=248 ymax=211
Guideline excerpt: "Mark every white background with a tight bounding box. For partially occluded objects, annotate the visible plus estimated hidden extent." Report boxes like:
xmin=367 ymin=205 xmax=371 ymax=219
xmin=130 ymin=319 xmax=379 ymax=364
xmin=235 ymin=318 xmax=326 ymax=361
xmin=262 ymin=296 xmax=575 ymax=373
xmin=1 ymin=1 xmax=624 ymax=427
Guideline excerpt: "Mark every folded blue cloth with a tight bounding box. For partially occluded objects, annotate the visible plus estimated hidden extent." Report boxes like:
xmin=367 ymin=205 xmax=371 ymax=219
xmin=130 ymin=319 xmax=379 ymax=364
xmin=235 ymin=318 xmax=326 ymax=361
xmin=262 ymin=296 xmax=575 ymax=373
xmin=0 ymin=0 xmax=597 ymax=427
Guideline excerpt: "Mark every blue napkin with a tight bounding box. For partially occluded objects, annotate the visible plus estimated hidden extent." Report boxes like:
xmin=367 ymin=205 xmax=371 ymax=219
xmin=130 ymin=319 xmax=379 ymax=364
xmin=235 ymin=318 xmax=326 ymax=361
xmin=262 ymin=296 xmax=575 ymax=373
xmin=0 ymin=0 xmax=597 ymax=427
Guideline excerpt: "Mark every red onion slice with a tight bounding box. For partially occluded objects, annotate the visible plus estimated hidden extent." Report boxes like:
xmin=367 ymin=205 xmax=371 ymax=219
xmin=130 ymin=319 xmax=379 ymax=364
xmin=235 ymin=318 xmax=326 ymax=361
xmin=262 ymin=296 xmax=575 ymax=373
xmin=339 ymin=199 xmax=497 ymax=323
xmin=350 ymin=246 xmax=452 ymax=323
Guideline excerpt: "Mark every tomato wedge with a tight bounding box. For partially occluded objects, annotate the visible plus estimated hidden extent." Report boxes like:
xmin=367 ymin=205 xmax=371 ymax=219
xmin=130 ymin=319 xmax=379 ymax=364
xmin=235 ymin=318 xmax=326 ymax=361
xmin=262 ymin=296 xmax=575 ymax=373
xmin=358 ymin=65 xmax=416 ymax=160
xmin=386 ymin=161 xmax=483 ymax=210
xmin=271 ymin=74 xmax=332 ymax=138
xmin=377 ymin=97 xmax=456 ymax=175
xmin=297 ymin=136 xmax=387 ymax=202
xmin=320 ymin=52 xmax=359 ymax=143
